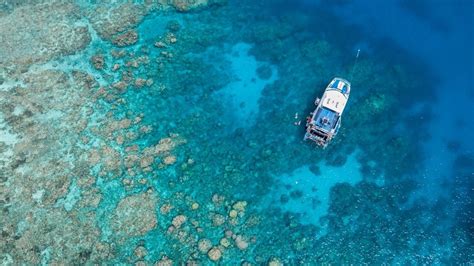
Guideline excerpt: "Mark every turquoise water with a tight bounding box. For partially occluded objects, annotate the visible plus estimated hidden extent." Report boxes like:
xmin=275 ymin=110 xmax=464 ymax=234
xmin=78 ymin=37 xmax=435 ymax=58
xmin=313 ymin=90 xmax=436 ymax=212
xmin=0 ymin=0 xmax=472 ymax=264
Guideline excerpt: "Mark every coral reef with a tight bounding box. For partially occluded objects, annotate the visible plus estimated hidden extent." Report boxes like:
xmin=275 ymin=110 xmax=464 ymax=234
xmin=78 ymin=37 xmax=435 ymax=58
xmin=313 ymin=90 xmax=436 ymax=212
xmin=112 ymin=30 xmax=139 ymax=47
xmin=87 ymin=3 xmax=146 ymax=41
xmin=0 ymin=69 xmax=106 ymax=263
xmin=163 ymin=0 xmax=227 ymax=12
xmin=0 ymin=2 xmax=91 ymax=73
xmin=0 ymin=0 xmax=470 ymax=264
xmin=111 ymin=190 xmax=158 ymax=237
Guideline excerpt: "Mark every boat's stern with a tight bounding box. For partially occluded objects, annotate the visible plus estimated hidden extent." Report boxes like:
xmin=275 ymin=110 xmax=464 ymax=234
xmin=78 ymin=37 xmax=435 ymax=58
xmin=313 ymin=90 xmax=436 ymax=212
xmin=304 ymin=127 xmax=332 ymax=148
xmin=304 ymin=108 xmax=340 ymax=148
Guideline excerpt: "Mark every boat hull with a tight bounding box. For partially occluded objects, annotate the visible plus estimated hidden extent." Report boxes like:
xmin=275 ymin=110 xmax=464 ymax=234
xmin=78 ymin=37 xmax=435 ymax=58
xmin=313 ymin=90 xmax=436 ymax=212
xmin=304 ymin=77 xmax=350 ymax=148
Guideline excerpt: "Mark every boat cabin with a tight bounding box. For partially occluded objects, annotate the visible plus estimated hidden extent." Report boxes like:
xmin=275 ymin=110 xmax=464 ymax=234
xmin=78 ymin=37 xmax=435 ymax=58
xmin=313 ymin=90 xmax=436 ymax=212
xmin=304 ymin=78 xmax=351 ymax=148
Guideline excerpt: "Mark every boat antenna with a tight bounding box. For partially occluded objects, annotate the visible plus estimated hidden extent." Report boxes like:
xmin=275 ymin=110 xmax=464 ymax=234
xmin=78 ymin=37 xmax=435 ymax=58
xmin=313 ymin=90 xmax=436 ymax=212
xmin=349 ymin=49 xmax=360 ymax=81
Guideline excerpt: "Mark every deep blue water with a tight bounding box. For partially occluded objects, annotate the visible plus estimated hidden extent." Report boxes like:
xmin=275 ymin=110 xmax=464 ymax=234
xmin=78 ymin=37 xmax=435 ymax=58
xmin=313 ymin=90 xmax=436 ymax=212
xmin=1 ymin=0 xmax=473 ymax=264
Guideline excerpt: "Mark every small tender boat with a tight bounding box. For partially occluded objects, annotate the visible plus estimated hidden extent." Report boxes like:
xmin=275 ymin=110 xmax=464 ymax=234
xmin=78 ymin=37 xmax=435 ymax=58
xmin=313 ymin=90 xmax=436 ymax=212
xmin=304 ymin=77 xmax=351 ymax=148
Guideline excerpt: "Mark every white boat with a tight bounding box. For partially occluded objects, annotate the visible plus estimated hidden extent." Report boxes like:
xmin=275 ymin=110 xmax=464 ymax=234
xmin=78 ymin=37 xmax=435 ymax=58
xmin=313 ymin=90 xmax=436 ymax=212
xmin=304 ymin=77 xmax=351 ymax=148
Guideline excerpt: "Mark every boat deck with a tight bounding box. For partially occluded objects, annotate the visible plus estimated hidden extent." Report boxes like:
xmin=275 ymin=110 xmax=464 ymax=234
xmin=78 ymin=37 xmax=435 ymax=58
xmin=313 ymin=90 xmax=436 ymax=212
xmin=330 ymin=79 xmax=350 ymax=94
xmin=312 ymin=107 xmax=339 ymax=132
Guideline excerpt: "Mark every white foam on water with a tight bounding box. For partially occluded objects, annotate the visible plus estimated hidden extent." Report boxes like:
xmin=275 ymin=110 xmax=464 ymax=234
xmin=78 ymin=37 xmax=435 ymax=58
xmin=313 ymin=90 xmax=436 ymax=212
xmin=266 ymin=151 xmax=363 ymax=229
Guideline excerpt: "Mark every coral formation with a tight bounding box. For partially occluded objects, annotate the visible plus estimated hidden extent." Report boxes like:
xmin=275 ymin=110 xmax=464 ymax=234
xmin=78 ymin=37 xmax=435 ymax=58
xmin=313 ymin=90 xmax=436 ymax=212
xmin=90 ymin=54 xmax=105 ymax=70
xmin=0 ymin=2 xmax=91 ymax=72
xmin=111 ymin=191 xmax=158 ymax=237
xmin=164 ymin=0 xmax=227 ymax=12
xmin=87 ymin=3 xmax=146 ymax=41
xmin=207 ymin=247 xmax=222 ymax=261
xmin=198 ymin=238 xmax=212 ymax=253
xmin=0 ymin=0 xmax=470 ymax=264
xmin=112 ymin=30 xmax=139 ymax=47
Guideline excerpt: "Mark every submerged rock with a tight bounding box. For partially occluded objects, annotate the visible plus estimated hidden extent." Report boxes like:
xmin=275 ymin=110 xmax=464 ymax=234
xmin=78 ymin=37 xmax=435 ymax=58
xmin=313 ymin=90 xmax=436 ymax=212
xmin=198 ymin=238 xmax=212 ymax=253
xmin=212 ymin=213 xmax=226 ymax=226
xmin=171 ymin=214 xmax=187 ymax=228
xmin=140 ymin=155 xmax=154 ymax=168
xmin=164 ymin=0 xmax=227 ymax=12
xmin=101 ymin=146 xmax=121 ymax=172
xmin=90 ymin=54 xmax=105 ymax=70
xmin=154 ymin=41 xmax=167 ymax=48
xmin=232 ymin=201 xmax=247 ymax=212
xmin=112 ymin=30 xmax=139 ymax=47
xmin=111 ymin=191 xmax=158 ymax=237
xmin=160 ymin=203 xmax=173 ymax=214
xmin=155 ymin=256 xmax=173 ymax=266
xmin=163 ymin=155 xmax=177 ymax=165
xmin=268 ymin=257 xmax=283 ymax=266
xmin=134 ymin=245 xmax=147 ymax=259
xmin=134 ymin=78 xmax=147 ymax=88
xmin=229 ymin=209 xmax=238 ymax=218
xmin=235 ymin=235 xmax=249 ymax=250
xmin=155 ymin=138 xmax=175 ymax=153
xmin=191 ymin=202 xmax=199 ymax=210
xmin=220 ymin=238 xmax=231 ymax=248
xmin=207 ymin=247 xmax=222 ymax=261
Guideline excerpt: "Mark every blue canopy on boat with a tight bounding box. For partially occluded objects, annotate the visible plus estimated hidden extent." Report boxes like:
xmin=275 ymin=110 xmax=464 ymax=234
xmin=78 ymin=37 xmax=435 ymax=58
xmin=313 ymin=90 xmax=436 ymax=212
xmin=330 ymin=79 xmax=349 ymax=94
xmin=312 ymin=107 xmax=339 ymax=132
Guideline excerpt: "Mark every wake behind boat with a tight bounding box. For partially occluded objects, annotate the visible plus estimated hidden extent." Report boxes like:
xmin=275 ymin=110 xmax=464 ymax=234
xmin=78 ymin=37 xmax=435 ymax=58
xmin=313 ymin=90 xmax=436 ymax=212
xmin=304 ymin=77 xmax=351 ymax=148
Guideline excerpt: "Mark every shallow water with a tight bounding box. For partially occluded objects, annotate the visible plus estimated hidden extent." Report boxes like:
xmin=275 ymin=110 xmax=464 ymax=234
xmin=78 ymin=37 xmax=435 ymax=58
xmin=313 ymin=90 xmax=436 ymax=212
xmin=0 ymin=0 xmax=472 ymax=264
